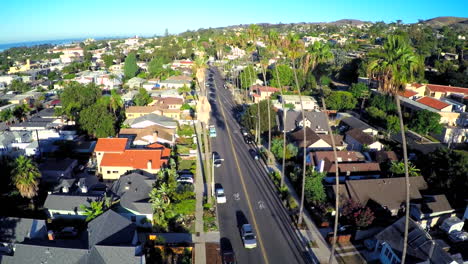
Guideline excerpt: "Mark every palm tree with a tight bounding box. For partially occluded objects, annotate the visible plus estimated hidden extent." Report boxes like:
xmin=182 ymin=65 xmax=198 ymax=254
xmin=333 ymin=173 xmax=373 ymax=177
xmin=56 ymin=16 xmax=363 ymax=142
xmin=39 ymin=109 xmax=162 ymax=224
xmin=13 ymin=104 xmax=31 ymax=122
xmin=305 ymin=41 xmax=341 ymax=264
xmin=390 ymin=161 xmax=420 ymax=177
xmin=12 ymin=156 xmax=41 ymax=200
xmin=80 ymin=200 xmax=104 ymax=222
xmin=109 ymin=89 xmax=123 ymax=115
xmin=286 ymin=34 xmax=308 ymax=227
xmin=193 ymin=55 xmax=208 ymax=96
xmin=367 ymin=35 xmax=422 ymax=264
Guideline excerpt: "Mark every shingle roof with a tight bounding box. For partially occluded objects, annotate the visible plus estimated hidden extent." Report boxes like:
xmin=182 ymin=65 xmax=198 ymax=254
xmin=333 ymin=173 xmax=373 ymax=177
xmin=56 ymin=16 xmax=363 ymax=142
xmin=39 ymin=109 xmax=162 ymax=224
xmin=289 ymin=127 xmax=322 ymax=147
xmin=87 ymin=210 xmax=135 ymax=247
xmin=329 ymin=162 xmax=380 ymax=174
xmin=110 ymin=173 xmax=155 ymax=214
xmin=340 ymin=116 xmax=374 ymax=131
xmin=413 ymin=195 xmax=454 ymax=215
xmin=125 ymin=105 xmax=160 ymax=114
xmin=416 ymin=96 xmax=451 ymax=110
xmin=119 ymin=125 xmax=175 ymax=143
xmin=346 ymin=128 xmax=376 ymax=145
xmin=344 ymin=177 xmax=428 ymax=212
xmin=87 ymin=245 xmax=142 ymax=264
xmin=123 ymin=113 xmax=178 ymax=128
xmin=44 ymin=194 xmax=101 ymax=212
xmin=0 ymin=243 xmax=89 ymax=264
xmin=0 ymin=217 xmax=47 ymax=243
xmin=94 ymin=138 xmax=128 ymax=152
xmin=281 ymin=110 xmax=328 ymax=132
xmin=375 ymin=218 xmax=456 ymax=263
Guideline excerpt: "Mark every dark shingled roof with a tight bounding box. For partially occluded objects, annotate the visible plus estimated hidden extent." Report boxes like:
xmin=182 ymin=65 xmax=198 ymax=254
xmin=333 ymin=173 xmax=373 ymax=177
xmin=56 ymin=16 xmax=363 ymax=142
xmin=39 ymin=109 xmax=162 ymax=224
xmin=87 ymin=210 xmax=136 ymax=247
xmin=110 ymin=173 xmax=155 ymax=214
xmin=1 ymin=242 xmax=88 ymax=264
xmin=345 ymin=128 xmax=376 ymax=145
xmin=375 ymin=218 xmax=457 ymax=263
xmin=87 ymin=245 xmax=142 ymax=264
xmin=340 ymin=116 xmax=374 ymax=131
xmin=44 ymin=194 xmax=100 ymax=213
xmin=0 ymin=217 xmax=47 ymax=243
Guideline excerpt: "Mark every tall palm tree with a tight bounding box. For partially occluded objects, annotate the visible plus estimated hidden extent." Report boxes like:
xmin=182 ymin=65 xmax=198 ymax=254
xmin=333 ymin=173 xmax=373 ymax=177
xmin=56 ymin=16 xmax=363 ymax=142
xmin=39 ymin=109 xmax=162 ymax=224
xmin=367 ymin=35 xmax=422 ymax=264
xmin=109 ymin=89 xmax=123 ymax=115
xmin=12 ymin=155 xmax=41 ymax=199
xmin=304 ymin=41 xmax=341 ymax=264
xmin=259 ymin=47 xmax=273 ymax=163
xmin=286 ymin=34 xmax=308 ymax=226
xmin=193 ymin=55 xmax=208 ymax=97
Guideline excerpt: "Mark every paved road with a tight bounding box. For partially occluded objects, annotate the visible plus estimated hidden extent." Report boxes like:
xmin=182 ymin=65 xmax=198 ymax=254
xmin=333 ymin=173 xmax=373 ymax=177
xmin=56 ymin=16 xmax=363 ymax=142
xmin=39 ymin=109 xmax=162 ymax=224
xmin=207 ymin=67 xmax=309 ymax=264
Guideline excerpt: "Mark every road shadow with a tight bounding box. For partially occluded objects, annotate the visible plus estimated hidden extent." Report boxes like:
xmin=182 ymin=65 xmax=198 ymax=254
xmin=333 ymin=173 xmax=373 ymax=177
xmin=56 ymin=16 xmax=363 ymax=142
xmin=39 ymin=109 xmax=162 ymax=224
xmin=235 ymin=210 xmax=248 ymax=228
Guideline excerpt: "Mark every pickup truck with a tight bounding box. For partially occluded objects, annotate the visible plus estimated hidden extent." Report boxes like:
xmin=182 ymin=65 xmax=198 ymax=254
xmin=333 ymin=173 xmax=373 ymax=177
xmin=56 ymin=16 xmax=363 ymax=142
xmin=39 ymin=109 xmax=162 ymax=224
xmin=209 ymin=125 xmax=217 ymax=138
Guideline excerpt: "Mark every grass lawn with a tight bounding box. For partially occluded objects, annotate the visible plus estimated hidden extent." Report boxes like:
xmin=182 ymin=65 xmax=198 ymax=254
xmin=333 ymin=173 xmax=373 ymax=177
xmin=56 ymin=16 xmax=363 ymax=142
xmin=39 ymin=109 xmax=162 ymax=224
xmin=179 ymin=159 xmax=195 ymax=171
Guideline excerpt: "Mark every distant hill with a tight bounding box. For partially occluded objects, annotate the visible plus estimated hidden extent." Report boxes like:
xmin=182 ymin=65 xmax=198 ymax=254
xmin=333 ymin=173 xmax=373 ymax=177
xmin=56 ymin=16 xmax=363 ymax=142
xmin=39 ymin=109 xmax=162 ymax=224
xmin=330 ymin=19 xmax=366 ymax=25
xmin=422 ymin=16 xmax=468 ymax=28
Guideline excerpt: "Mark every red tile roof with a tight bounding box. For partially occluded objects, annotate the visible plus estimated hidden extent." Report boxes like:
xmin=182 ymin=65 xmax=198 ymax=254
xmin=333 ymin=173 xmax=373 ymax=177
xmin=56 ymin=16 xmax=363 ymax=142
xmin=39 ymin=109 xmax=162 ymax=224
xmin=95 ymin=138 xmax=127 ymax=152
xmin=411 ymin=83 xmax=425 ymax=88
xmin=426 ymin=84 xmax=468 ymax=95
xmin=416 ymin=97 xmax=450 ymax=110
xmin=251 ymin=85 xmax=280 ymax=93
xmin=100 ymin=149 xmax=168 ymax=170
xmin=399 ymin=90 xmax=418 ymax=98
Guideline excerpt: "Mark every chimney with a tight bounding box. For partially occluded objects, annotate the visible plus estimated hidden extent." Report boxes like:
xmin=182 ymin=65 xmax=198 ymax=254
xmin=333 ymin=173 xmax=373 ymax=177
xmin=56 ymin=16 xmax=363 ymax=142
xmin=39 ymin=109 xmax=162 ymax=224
xmin=48 ymin=230 xmax=55 ymax=241
xmin=152 ymin=131 xmax=158 ymax=143
xmin=147 ymin=160 xmax=152 ymax=170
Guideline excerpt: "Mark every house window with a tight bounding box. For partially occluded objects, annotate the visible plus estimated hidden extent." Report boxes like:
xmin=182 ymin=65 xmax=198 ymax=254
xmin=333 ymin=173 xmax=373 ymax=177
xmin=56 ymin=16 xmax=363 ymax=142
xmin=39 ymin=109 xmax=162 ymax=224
xmin=112 ymin=171 xmax=118 ymax=173
xmin=107 ymin=171 xmax=111 ymax=174
xmin=131 ymin=216 xmax=136 ymax=222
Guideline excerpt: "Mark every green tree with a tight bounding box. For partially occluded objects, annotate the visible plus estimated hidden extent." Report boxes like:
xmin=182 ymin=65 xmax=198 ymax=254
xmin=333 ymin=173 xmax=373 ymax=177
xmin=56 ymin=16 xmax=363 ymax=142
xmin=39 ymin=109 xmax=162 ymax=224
xmin=349 ymin=82 xmax=370 ymax=114
xmin=390 ymin=161 xmax=420 ymax=177
xmin=102 ymin=54 xmax=115 ymax=69
xmin=240 ymin=100 xmax=277 ymax=135
xmin=13 ymin=104 xmax=31 ymax=122
xmin=386 ymin=115 xmax=401 ymax=136
xmin=0 ymin=109 xmax=13 ymax=124
xmin=78 ymin=103 xmax=116 ymax=138
xmin=239 ymin=65 xmax=257 ymax=89
xmin=304 ymin=168 xmax=326 ymax=204
xmin=12 ymin=156 xmax=41 ymax=199
xmin=419 ymin=148 xmax=468 ymax=206
xmin=133 ymin=88 xmax=152 ymax=106
xmin=59 ymin=82 xmax=101 ymax=120
xmin=80 ymin=200 xmax=104 ymax=222
xmin=10 ymin=79 xmax=30 ymax=93
xmin=271 ymin=137 xmax=298 ymax=160
xmin=177 ymin=84 xmax=191 ymax=97
xmin=367 ymin=34 xmax=423 ymax=263
xmin=325 ymin=91 xmax=357 ymax=111
xmin=148 ymin=57 xmax=165 ymax=78
xmin=269 ymin=64 xmax=294 ymax=88
xmin=409 ymin=110 xmax=443 ymax=135
xmin=124 ymin=52 xmax=139 ymax=80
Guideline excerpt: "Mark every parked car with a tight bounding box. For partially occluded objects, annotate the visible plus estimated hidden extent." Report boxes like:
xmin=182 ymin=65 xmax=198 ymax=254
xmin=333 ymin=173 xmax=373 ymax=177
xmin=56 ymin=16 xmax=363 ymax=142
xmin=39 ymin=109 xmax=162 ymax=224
xmin=240 ymin=128 xmax=248 ymax=137
xmin=249 ymin=149 xmax=259 ymax=160
xmin=244 ymin=134 xmax=254 ymax=144
xmin=216 ymin=187 xmax=227 ymax=204
xmin=177 ymin=176 xmax=194 ymax=184
xmin=213 ymin=151 xmax=223 ymax=167
xmin=241 ymin=224 xmax=257 ymax=249
xmin=222 ymin=249 xmax=236 ymax=264
xmin=56 ymin=227 xmax=78 ymax=238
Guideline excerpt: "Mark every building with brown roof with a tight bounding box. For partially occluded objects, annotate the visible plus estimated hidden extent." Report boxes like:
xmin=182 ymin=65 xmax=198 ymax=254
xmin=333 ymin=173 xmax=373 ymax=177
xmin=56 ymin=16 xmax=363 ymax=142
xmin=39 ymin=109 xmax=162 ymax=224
xmin=119 ymin=125 xmax=176 ymax=146
xmin=94 ymin=138 xmax=170 ymax=180
xmin=310 ymin=150 xmax=381 ymax=182
xmin=345 ymin=128 xmax=383 ymax=151
xmin=289 ymin=127 xmax=345 ymax=151
xmin=250 ymin=85 xmax=280 ymax=103
xmin=416 ymin=96 xmax=452 ymax=111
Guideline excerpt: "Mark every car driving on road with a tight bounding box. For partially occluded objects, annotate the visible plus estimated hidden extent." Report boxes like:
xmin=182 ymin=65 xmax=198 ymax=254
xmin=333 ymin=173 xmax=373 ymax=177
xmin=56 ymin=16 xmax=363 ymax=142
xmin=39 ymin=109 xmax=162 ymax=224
xmin=212 ymin=151 xmax=223 ymax=167
xmin=241 ymin=224 xmax=257 ymax=249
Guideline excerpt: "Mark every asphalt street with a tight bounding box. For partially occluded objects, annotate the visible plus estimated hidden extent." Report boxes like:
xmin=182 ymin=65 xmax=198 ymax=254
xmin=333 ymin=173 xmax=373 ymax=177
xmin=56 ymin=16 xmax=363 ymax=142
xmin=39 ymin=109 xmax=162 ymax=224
xmin=207 ymin=67 xmax=309 ymax=264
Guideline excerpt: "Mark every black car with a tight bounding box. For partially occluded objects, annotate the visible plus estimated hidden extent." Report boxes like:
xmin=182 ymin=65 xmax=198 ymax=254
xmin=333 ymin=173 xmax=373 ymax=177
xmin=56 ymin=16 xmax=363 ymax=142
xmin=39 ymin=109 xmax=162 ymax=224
xmin=249 ymin=149 xmax=259 ymax=160
xmin=222 ymin=249 xmax=236 ymax=264
xmin=243 ymin=134 xmax=254 ymax=144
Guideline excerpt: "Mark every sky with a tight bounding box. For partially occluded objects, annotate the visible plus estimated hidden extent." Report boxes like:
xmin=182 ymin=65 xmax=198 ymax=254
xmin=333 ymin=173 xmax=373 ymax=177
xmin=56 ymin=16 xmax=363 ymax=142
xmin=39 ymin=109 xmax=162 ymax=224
xmin=0 ymin=0 xmax=467 ymax=44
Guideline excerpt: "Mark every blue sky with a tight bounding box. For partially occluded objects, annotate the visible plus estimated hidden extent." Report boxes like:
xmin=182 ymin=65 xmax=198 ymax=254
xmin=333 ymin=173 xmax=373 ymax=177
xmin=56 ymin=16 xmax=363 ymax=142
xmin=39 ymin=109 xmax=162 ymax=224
xmin=0 ymin=0 xmax=467 ymax=44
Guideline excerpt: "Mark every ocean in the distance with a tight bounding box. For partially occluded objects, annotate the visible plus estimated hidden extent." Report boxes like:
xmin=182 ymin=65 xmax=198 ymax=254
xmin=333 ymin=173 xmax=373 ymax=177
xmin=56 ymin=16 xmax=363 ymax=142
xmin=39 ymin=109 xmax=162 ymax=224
xmin=0 ymin=38 xmax=85 ymax=52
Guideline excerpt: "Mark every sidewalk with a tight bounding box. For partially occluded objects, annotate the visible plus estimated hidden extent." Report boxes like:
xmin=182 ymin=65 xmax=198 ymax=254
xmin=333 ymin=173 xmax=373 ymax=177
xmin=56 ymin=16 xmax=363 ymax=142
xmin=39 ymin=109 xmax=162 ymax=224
xmin=194 ymin=122 xmax=206 ymax=264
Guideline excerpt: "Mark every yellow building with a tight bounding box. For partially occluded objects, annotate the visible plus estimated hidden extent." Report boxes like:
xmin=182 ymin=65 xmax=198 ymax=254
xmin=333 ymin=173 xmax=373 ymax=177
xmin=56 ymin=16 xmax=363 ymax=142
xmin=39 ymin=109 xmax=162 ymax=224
xmin=8 ymin=59 xmax=31 ymax=74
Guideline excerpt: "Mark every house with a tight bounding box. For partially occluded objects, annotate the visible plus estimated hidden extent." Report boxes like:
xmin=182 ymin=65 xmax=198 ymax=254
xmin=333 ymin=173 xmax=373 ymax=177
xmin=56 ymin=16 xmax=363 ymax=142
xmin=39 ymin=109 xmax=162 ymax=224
xmin=310 ymin=151 xmax=380 ymax=182
xmin=123 ymin=113 xmax=178 ymax=129
xmin=43 ymin=193 xmax=102 ymax=219
xmin=411 ymin=194 xmax=455 ymax=228
xmin=110 ymin=172 xmax=155 ymax=226
xmin=38 ymin=158 xmax=78 ymax=183
xmin=250 ymin=85 xmax=280 ymax=103
xmin=126 ymin=77 xmax=145 ymax=89
xmin=372 ymin=218 xmax=460 ymax=264
xmin=158 ymin=75 xmax=192 ymax=89
xmin=289 ymin=127 xmax=345 ymax=151
xmin=416 ymin=96 xmax=453 ymax=112
xmin=276 ymin=94 xmax=318 ymax=111
xmin=119 ymin=124 xmax=176 ymax=146
xmin=125 ymin=97 xmax=183 ymax=120
xmin=345 ymin=128 xmax=384 ymax=151
xmin=407 ymin=83 xmax=468 ymax=100
xmin=0 ymin=217 xmax=47 ymax=254
xmin=94 ymin=138 xmax=170 ymax=180
xmin=125 ymin=105 xmax=162 ymax=119
xmin=0 ymin=131 xmax=37 ymax=157
xmin=335 ymin=177 xmax=428 ymax=216
xmin=279 ymin=110 xmax=329 ymax=134
xmin=8 ymin=59 xmax=32 ymax=74
xmin=2 ymin=210 xmax=144 ymax=264
xmin=340 ymin=116 xmax=378 ymax=136
xmin=373 ymin=150 xmax=398 ymax=164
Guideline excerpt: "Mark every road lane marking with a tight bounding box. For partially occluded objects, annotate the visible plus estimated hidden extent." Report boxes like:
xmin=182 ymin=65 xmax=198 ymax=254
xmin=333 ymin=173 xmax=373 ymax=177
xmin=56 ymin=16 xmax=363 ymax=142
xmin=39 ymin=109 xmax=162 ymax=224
xmin=233 ymin=193 xmax=240 ymax=201
xmin=258 ymin=200 xmax=266 ymax=210
xmin=213 ymin=70 xmax=270 ymax=264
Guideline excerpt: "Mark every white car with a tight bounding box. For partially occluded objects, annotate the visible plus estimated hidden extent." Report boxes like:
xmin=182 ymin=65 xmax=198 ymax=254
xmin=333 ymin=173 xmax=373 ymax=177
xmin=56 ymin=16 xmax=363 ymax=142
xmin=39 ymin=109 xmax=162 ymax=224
xmin=216 ymin=188 xmax=227 ymax=204
xmin=177 ymin=176 xmax=194 ymax=184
